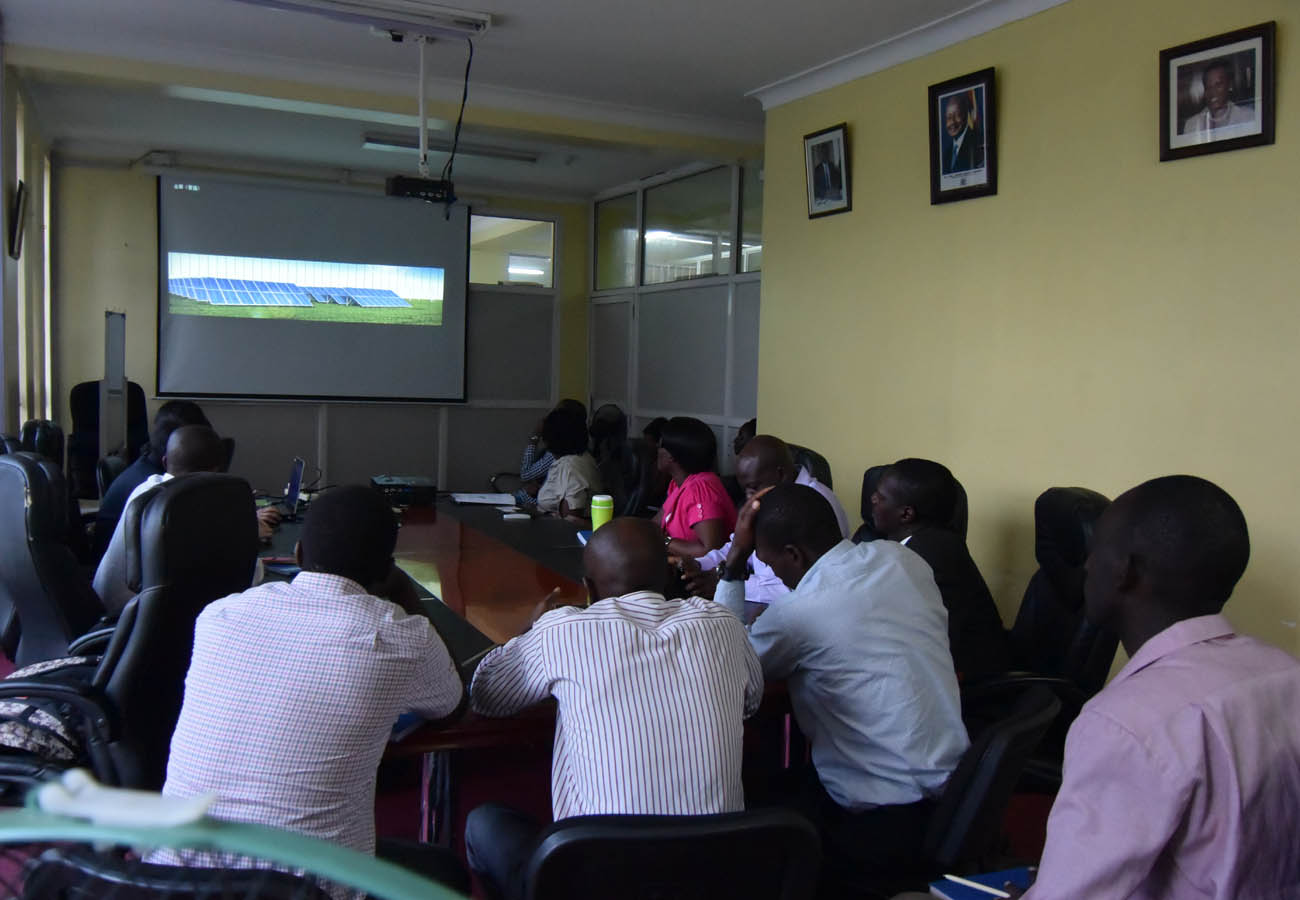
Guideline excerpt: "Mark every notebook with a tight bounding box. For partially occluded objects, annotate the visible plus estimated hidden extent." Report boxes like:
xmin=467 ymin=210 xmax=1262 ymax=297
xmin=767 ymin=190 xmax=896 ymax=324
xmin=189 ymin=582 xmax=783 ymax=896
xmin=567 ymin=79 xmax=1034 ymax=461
xmin=450 ymin=492 xmax=516 ymax=505
xmin=930 ymin=867 xmax=1034 ymax=899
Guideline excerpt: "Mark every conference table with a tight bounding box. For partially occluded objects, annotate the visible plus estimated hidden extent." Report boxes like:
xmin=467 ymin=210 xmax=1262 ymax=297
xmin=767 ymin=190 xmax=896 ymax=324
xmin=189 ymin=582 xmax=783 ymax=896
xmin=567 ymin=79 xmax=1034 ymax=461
xmin=276 ymin=497 xmax=794 ymax=845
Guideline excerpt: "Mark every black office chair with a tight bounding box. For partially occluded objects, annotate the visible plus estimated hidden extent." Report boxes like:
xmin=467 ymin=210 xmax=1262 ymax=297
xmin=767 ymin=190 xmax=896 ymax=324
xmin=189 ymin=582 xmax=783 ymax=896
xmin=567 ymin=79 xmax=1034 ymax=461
xmin=68 ymin=379 xmax=150 ymax=500
xmin=95 ymin=455 xmax=129 ymax=499
xmin=22 ymin=845 xmax=333 ymax=899
xmin=865 ymin=686 xmax=1061 ymax=897
xmin=523 ymin=809 xmax=820 ymax=900
xmin=0 ymin=453 xmax=107 ymax=667
xmin=788 ymin=443 xmax=833 ymax=489
xmin=0 ymin=435 xmax=19 ymax=455
xmin=853 ymin=464 xmax=969 ymax=543
xmin=19 ymin=419 xmax=65 ymax=471
xmin=0 ymin=473 xmax=258 ymax=792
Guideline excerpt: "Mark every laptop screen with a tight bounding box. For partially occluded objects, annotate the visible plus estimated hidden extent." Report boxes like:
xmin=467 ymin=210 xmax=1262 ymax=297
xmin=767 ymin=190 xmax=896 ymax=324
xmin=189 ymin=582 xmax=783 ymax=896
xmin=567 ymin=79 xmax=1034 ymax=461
xmin=284 ymin=457 xmax=306 ymax=516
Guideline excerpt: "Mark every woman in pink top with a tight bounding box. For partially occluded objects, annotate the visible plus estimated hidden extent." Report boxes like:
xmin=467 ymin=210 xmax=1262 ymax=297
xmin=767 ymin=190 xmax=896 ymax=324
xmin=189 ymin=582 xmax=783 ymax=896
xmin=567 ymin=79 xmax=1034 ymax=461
xmin=655 ymin=417 xmax=736 ymax=558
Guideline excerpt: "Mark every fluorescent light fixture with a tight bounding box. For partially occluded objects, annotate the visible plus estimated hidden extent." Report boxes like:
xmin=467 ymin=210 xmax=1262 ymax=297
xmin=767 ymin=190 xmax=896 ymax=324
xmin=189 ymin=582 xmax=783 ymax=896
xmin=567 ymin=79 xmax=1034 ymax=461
xmin=362 ymin=132 xmax=538 ymax=164
xmin=229 ymin=0 xmax=491 ymax=39
xmin=508 ymin=266 xmax=546 ymax=276
xmin=645 ymin=230 xmax=719 ymax=247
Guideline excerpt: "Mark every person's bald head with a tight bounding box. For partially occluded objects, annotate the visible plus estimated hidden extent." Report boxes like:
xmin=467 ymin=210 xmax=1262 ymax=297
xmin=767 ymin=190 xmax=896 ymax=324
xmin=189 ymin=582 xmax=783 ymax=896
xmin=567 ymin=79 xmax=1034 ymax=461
xmin=582 ymin=518 xmax=669 ymax=603
xmin=1084 ymin=475 xmax=1249 ymax=651
xmin=736 ymin=435 xmax=797 ymax=499
xmin=163 ymin=425 xmax=227 ymax=475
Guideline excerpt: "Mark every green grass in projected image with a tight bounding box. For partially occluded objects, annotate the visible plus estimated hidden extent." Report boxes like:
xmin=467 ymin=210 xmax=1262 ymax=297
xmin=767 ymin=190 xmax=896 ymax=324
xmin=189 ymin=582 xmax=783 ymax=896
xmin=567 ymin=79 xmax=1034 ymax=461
xmin=169 ymin=295 xmax=443 ymax=326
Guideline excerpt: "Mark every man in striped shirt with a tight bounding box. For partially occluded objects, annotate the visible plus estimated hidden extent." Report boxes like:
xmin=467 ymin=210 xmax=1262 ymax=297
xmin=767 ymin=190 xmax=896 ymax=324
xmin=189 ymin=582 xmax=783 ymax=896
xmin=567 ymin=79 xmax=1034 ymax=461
xmin=466 ymin=517 xmax=764 ymax=900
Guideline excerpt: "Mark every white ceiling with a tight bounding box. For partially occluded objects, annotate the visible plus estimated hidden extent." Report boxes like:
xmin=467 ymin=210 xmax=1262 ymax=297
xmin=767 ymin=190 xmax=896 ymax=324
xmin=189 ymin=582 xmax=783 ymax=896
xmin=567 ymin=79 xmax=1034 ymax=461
xmin=1 ymin=0 xmax=1026 ymax=197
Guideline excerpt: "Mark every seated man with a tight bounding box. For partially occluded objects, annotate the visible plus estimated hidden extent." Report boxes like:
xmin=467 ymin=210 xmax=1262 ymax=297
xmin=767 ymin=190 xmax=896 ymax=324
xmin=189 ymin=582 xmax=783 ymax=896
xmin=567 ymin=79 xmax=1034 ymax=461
xmin=157 ymin=485 xmax=467 ymax=889
xmin=685 ymin=435 xmax=850 ymax=603
xmin=716 ymin=484 xmax=968 ymax=888
xmin=466 ymin=517 xmax=763 ymax=900
xmin=93 ymin=424 xmax=275 ymax=616
xmin=1020 ymin=476 xmax=1300 ymax=899
xmin=534 ymin=407 xmax=601 ymax=523
xmin=870 ymin=458 xmax=1010 ymax=681
xmin=514 ymin=398 xmax=586 ymax=508
xmin=92 ymin=399 xmax=209 ymax=559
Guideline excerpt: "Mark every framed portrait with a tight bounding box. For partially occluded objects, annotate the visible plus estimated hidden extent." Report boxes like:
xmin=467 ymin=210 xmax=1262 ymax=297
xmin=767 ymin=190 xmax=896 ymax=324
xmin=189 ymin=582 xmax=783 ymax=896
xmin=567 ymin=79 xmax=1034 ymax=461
xmin=804 ymin=123 xmax=851 ymax=218
xmin=1160 ymin=21 xmax=1275 ymax=162
xmin=928 ymin=68 xmax=997 ymax=205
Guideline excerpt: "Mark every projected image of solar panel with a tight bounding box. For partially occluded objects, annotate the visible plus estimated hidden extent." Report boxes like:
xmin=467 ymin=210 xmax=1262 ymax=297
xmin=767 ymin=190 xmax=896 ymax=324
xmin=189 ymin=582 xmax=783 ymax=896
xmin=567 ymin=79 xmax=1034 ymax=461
xmin=170 ymin=277 xmax=313 ymax=306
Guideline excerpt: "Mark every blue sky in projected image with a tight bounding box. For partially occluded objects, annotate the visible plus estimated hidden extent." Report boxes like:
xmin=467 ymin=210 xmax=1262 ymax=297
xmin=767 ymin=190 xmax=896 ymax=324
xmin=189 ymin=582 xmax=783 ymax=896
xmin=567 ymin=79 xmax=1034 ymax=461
xmin=169 ymin=252 xmax=444 ymax=300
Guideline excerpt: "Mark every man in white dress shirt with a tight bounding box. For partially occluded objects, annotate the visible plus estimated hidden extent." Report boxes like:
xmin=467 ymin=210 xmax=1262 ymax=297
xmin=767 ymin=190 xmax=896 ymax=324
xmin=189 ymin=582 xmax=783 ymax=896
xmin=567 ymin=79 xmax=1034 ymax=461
xmin=716 ymin=483 xmax=968 ymax=893
xmin=466 ymin=517 xmax=763 ymax=900
xmin=684 ymin=435 xmax=850 ymax=603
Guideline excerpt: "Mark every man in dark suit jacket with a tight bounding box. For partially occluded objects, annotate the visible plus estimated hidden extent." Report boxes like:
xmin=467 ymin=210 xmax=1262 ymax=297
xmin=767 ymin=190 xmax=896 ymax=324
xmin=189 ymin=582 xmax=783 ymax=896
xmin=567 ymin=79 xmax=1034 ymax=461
xmin=941 ymin=93 xmax=984 ymax=175
xmin=870 ymin=458 xmax=1010 ymax=681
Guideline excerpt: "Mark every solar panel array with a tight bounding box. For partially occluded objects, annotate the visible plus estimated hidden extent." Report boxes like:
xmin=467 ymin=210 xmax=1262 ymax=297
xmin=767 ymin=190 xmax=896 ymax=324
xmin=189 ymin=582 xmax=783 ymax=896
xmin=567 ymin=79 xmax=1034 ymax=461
xmin=168 ymin=277 xmax=410 ymax=309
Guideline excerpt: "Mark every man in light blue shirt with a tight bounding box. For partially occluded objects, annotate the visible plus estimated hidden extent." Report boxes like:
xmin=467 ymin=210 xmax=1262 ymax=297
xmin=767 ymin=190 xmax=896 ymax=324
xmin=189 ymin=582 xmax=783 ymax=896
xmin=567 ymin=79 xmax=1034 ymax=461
xmin=716 ymin=483 xmax=968 ymax=889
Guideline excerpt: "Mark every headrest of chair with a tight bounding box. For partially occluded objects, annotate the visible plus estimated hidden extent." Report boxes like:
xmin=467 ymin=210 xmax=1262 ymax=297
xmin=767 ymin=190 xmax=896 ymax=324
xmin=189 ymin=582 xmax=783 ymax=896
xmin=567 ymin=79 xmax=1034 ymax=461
xmin=0 ymin=452 xmax=69 ymax=540
xmin=0 ymin=434 xmax=18 ymax=454
xmin=124 ymin=473 xmax=259 ymax=596
xmin=856 ymin=465 xmax=891 ymax=540
xmin=788 ymin=444 xmax=833 ymax=490
xmin=19 ymin=419 xmax=65 ymax=467
xmin=1033 ymin=487 xmax=1111 ymax=589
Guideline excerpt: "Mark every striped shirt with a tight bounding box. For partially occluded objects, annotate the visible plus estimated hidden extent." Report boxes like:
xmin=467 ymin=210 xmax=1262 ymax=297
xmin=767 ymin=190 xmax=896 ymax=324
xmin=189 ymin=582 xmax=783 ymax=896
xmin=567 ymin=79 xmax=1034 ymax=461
xmin=160 ymin=572 xmax=464 ymax=856
xmin=470 ymin=591 xmax=763 ymax=819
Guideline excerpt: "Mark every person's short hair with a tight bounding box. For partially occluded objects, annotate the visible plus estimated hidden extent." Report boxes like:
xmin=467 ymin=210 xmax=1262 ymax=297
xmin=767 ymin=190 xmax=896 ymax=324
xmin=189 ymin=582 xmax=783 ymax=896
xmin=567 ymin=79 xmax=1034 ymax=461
xmin=885 ymin=458 xmax=958 ymax=526
xmin=946 ymin=91 xmax=972 ymax=118
xmin=299 ymin=485 xmax=399 ymax=587
xmin=1114 ymin=475 xmax=1249 ymax=610
xmin=659 ymin=417 xmax=717 ymax=474
xmin=753 ymin=483 xmax=842 ymax=553
xmin=165 ymin=424 xmax=227 ymax=474
xmin=642 ymin=417 xmax=669 ymax=444
xmin=556 ymin=398 xmax=588 ymax=422
xmin=589 ymin=404 xmax=628 ymax=448
xmin=542 ymin=408 xmax=588 ymax=458
xmin=146 ymin=400 xmax=209 ymax=462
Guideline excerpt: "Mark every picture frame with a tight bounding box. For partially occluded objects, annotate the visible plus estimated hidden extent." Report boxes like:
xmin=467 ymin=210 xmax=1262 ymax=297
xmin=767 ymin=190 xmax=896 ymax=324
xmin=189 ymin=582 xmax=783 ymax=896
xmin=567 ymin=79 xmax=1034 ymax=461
xmin=1160 ymin=21 xmax=1275 ymax=162
xmin=928 ymin=67 xmax=997 ymax=205
xmin=7 ymin=180 xmax=25 ymax=261
xmin=803 ymin=123 xmax=851 ymax=218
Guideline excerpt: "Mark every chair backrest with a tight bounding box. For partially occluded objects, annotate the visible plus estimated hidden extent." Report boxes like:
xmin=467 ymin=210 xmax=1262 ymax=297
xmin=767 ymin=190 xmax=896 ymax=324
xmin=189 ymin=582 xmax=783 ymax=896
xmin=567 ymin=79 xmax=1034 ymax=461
xmin=524 ymin=809 xmax=820 ymax=900
xmin=0 ymin=435 xmax=20 ymax=454
xmin=23 ymin=846 xmax=332 ymax=899
xmin=788 ymin=443 xmax=833 ymax=489
xmin=1009 ymin=487 xmax=1117 ymax=695
xmin=67 ymin=380 xmax=150 ymax=499
xmin=91 ymin=473 xmax=258 ymax=789
xmin=0 ymin=453 xmax=106 ymax=667
xmin=854 ymin=463 xmax=969 ymax=542
xmin=19 ymin=419 xmax=65 ymax=470
xmin=608 ymin=437 xmax=665 ymax=518
xmin=924 ymin=685 xmax=1062 ymax=870
xmin=95 ymin=455 xmax=130 ymax=499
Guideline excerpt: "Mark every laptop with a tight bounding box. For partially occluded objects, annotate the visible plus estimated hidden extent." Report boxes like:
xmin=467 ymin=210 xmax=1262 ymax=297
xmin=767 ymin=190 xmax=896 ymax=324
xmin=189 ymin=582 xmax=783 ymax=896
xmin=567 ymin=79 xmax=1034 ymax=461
xmin=279 ymin=457 xmax=306 ymax=519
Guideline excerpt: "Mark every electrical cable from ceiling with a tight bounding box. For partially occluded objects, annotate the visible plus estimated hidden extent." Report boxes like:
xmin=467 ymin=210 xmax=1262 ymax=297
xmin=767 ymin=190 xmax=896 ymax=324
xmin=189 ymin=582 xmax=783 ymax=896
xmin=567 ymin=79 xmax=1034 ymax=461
xmin=412 ymin=34 xmax=473 ymax=217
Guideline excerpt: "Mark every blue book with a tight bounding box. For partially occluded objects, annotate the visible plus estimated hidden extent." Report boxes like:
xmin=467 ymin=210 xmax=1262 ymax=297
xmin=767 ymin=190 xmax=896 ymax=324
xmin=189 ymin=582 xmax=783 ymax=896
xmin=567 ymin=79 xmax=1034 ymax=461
xmin=576 ymin=530 xmax=593 ymax=546
xmin=929 ymin=867 xmax=1034 ymax=899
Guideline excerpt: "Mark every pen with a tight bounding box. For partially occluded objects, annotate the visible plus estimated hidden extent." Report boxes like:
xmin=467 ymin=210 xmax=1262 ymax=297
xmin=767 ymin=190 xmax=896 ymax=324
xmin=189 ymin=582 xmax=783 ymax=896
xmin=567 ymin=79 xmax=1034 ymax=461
xmin=941 ymin=873 xmax=1011 ymax=898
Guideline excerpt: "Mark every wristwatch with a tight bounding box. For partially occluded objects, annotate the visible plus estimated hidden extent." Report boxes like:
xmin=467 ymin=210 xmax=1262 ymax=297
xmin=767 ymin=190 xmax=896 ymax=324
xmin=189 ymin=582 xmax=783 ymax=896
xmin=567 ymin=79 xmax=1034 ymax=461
xmin=718 ymin=560 xmax=747 ymax=582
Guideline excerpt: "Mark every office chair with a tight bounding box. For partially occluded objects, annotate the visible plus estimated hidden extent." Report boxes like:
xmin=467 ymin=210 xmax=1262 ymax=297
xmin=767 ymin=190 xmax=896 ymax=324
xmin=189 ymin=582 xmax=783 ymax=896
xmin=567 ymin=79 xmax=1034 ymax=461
xmin=0 ymin=473 xmax=258 ymax=793
xmin=19 ymin=419 xmax=65 ymax=471
xmin=959 ymin=487 xmax=1115 ymax=792
xmin=853 ymin=464 xmax=969 ymax=543
xmin=0 ymin=453 xmax=108 ymax=667
xmin=523 ymin=808 xmax=820 ymax=900
xmin=95 ymin=455 xmax=129 ymax=499
xmin=788 ymin=443 xmax=834 ymax=490
xmin=864 ymin=686 xmax=1061 ymax=898
xmin=0 ymin=436 xmax=19 ymax=455
xmin=67 ymin=379 xmax=150 ymax=500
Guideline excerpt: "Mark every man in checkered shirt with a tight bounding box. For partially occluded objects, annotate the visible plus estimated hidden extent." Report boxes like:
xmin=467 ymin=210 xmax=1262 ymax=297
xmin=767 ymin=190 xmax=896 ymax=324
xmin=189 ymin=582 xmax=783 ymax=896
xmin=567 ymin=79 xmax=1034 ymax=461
xmin=159 ymin=484 xmax=467 ymax=890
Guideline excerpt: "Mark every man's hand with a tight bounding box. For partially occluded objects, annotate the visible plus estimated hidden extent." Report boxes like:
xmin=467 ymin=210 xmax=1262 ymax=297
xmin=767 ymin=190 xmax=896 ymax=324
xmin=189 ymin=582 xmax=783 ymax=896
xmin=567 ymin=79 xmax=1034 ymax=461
xmin=257 ymin=505 xmax=283 ymax=528
xmin=672 ymin=556 xmax=719 ymax=599
xmin=725 ymin=486 xmax=774 ymax=576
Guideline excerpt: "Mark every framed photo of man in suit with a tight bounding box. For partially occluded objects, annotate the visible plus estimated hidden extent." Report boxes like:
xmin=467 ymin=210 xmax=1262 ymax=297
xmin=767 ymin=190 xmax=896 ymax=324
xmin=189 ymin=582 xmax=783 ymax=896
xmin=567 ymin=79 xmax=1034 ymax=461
xmin=803 ymin=123 xmax=851 ymax=218
xmin=1160 ymin=22 xmax=1275 ymax=162
xmin=927 ymin=68 xmax=997 ymax=205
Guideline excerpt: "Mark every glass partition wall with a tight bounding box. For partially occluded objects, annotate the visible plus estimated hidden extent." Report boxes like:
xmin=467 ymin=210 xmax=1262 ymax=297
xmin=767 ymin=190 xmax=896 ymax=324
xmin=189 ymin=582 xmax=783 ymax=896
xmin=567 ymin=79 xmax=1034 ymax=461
xmin=589 ymin=161 xmax=762 ymax=473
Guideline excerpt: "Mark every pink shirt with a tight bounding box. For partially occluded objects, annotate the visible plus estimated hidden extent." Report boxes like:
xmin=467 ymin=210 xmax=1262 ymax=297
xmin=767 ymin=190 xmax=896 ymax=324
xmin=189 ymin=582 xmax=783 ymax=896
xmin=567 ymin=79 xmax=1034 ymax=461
xmin=661 ymin=472 xmax=736 ymax=541
xmin=1028 ymin=614 xmax=1300 ymax=900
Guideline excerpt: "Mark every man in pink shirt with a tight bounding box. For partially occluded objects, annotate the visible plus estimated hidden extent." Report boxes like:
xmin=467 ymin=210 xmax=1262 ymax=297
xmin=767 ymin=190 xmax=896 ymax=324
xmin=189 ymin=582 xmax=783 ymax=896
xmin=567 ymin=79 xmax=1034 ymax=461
xmin=1023 ymin=474 xmax=1300 ymax=899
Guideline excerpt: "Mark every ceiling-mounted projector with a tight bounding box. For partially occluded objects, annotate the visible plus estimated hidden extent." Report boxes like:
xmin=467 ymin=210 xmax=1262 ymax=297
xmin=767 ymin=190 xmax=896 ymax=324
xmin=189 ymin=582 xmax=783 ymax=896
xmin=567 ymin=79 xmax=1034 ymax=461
xmin=229 ymin=0 xmax=492 ymax=39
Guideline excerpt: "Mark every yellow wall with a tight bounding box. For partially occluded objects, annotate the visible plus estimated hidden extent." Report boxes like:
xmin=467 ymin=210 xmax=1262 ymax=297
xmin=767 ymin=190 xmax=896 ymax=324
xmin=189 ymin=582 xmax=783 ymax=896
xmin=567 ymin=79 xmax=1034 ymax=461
xmin=49 ymin=166 xmax=591 ymax=414
xmin=51 ymin=165 xmax=158 ymax=427
xmin=760 ymin=0 xmax=1300 ymax=655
